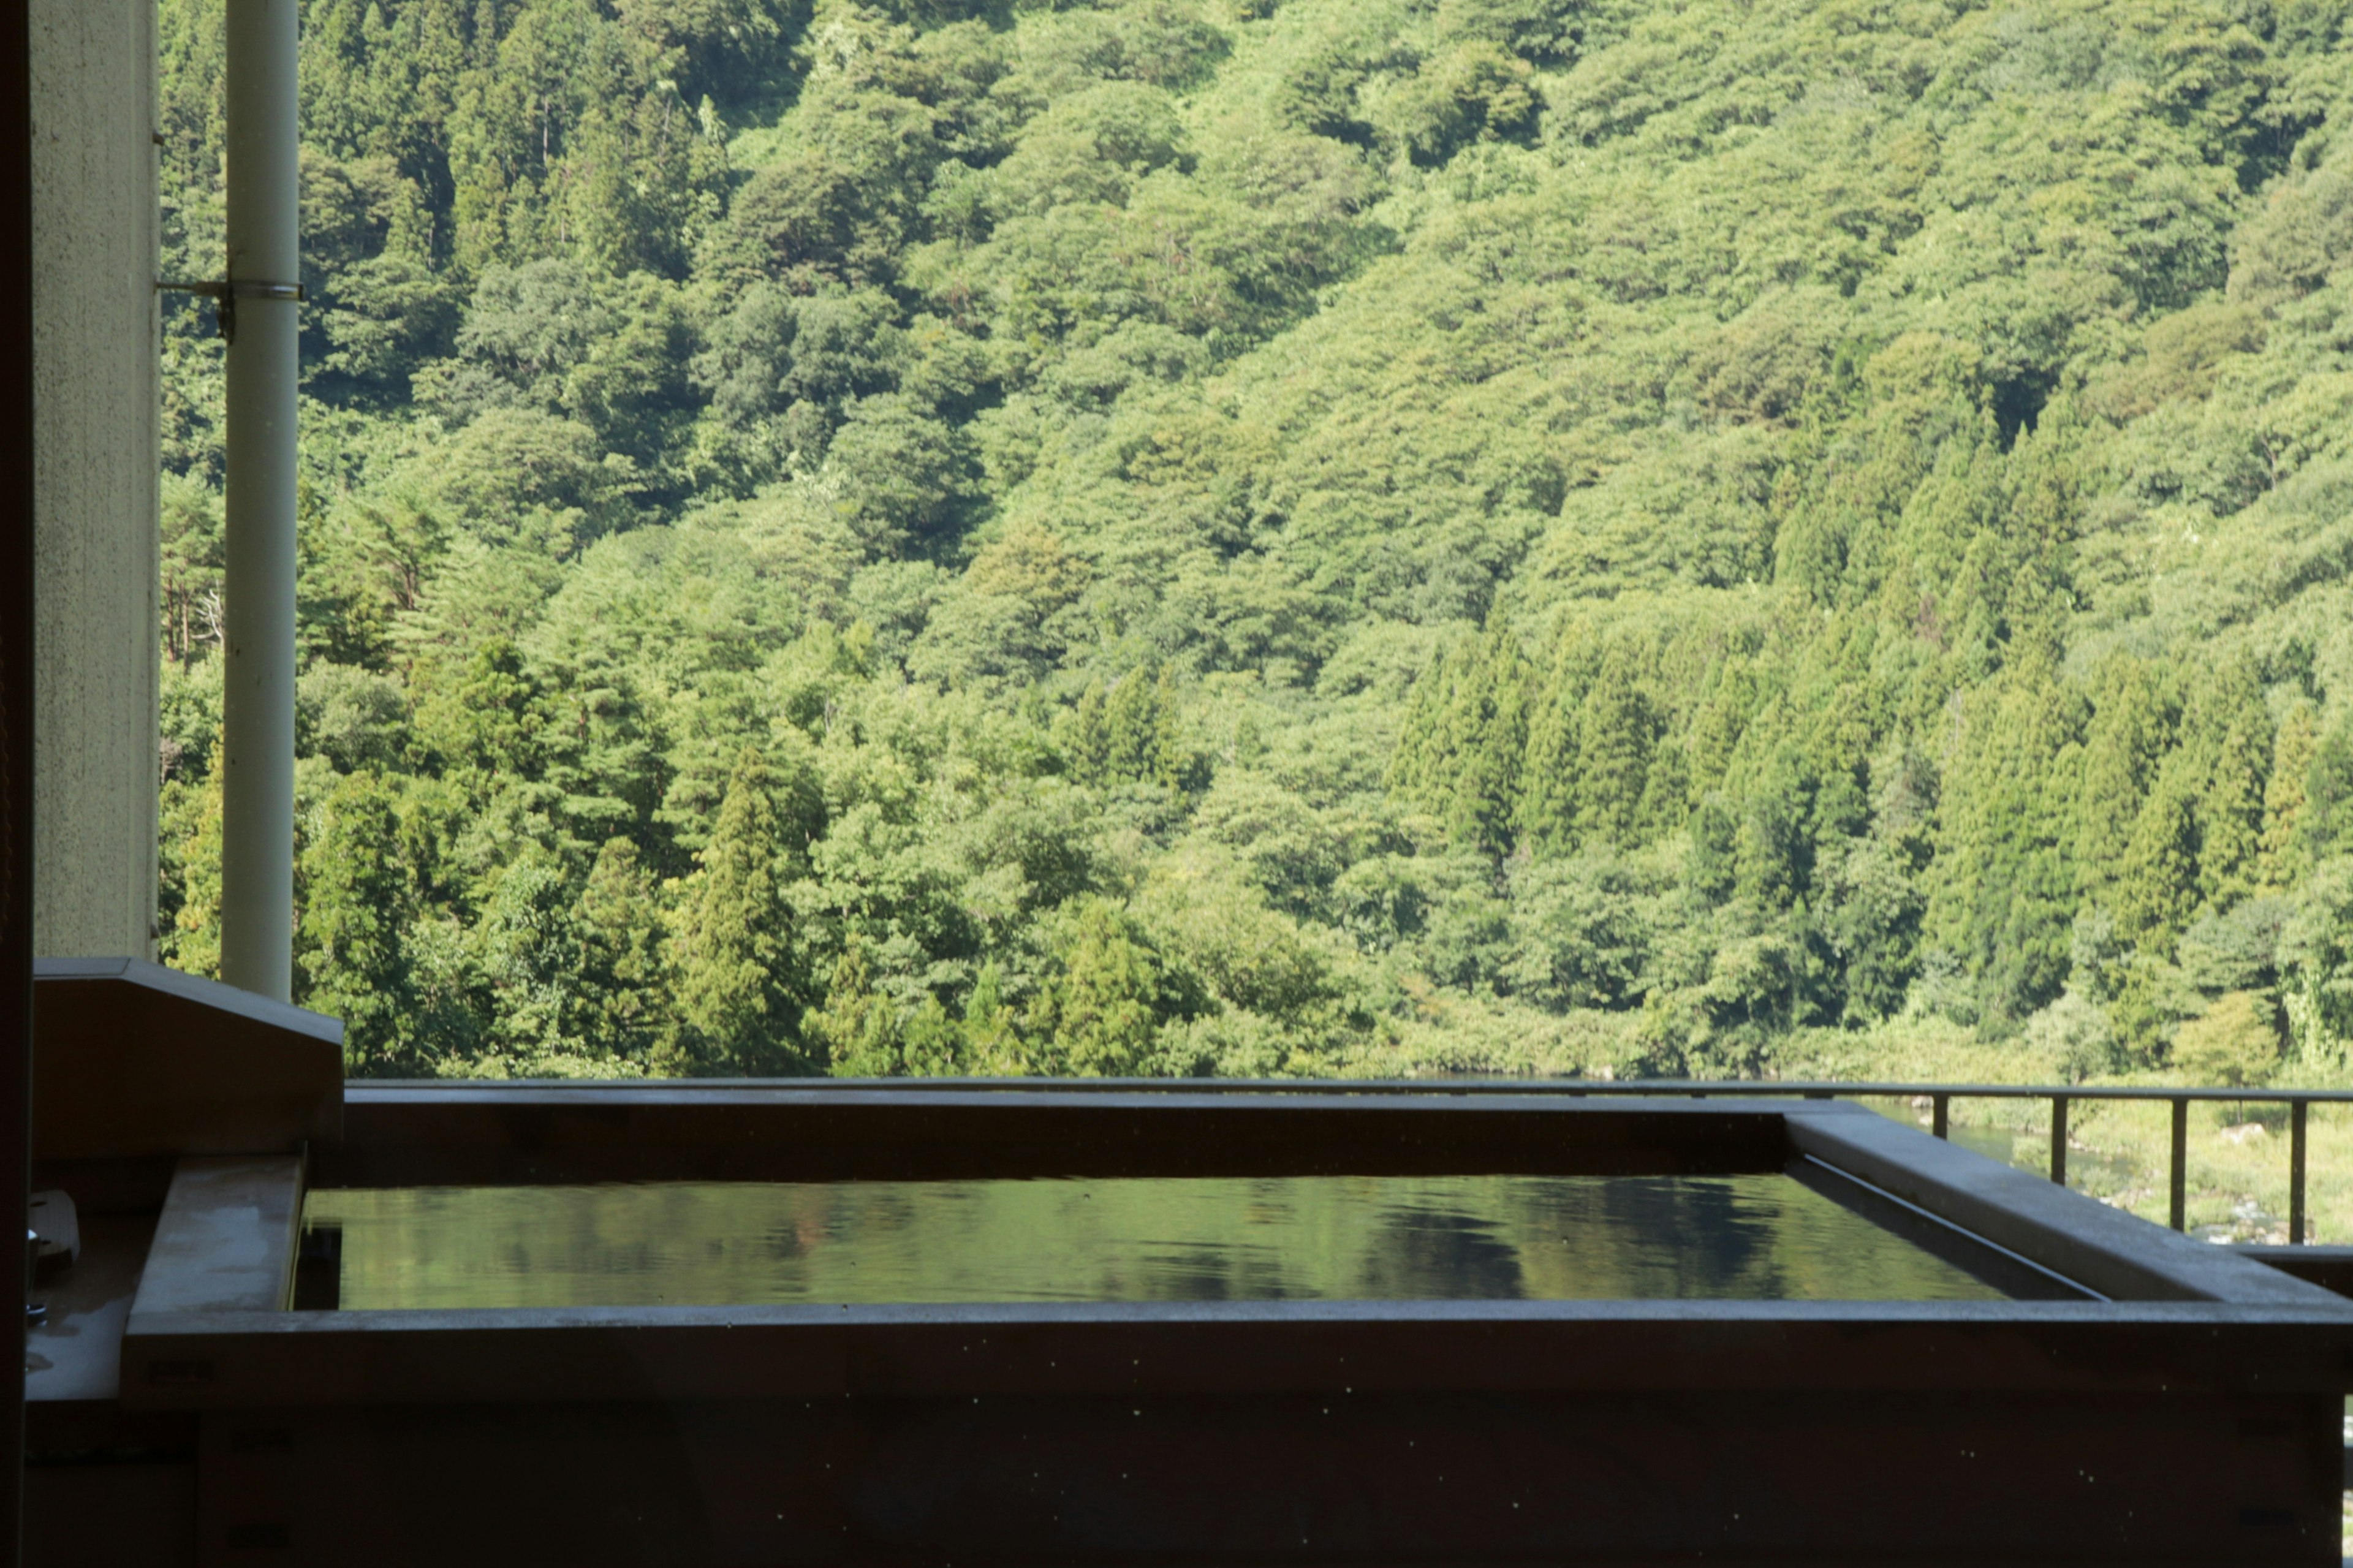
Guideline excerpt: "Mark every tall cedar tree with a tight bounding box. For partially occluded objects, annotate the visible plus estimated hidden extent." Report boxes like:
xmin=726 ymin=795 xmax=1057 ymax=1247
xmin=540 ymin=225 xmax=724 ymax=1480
xmin=1923 ymin=647 xmax=2083 ymax=1021
xmin=2262 ymin=703 xmax=2319 ymax=887
xmin=1393 ymin=621 xmax=1531 ymax=855
xmin=668 ymin=746 xmax=803 ymax=1074
xmin=2075 ymin=655 xmax=2169 ymax=906
xmin=298 ymin=770 xmax=416 ymax=1070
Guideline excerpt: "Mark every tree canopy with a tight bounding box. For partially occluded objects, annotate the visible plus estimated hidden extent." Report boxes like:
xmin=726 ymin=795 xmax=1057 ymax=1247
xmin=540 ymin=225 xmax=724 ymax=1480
xmin=154 ymin=0 xmax=2353 ymax=1083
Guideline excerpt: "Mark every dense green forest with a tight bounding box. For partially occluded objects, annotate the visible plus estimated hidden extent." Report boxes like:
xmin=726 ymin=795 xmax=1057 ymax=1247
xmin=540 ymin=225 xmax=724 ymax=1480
xmin=153 ymin=0 xmax=2353 ymax=1084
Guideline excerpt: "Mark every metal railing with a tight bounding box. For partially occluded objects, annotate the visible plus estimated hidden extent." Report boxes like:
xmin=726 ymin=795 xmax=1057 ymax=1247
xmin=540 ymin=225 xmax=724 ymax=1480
xmin=794 ymin=1075 xmax=2350 ymax=1243
xmin=1441 ymin=1079 xmax=2341 ymax=1243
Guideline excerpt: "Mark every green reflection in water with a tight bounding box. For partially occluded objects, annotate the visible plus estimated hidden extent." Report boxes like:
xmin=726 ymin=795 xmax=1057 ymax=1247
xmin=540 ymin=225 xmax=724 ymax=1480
xmin=303 ymin=1174 xmax=2010 ymax=1310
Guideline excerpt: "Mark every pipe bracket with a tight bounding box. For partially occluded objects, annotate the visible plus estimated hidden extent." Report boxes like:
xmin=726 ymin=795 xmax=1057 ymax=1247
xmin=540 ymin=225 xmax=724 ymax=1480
xmin=156 ymin=278 xmax=304 ymax=344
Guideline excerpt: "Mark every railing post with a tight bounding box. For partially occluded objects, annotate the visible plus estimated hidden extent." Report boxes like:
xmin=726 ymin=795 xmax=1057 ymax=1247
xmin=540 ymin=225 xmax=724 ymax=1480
xmin=2169 ymin=1097 xmax=2189 ymax=1232
xmin=2290 ymin=1099 xmax=2308 ymax=1246
xmin=1931 ymin=1094 xmax=1948 ymax=1140
xmin=2050 ymin=1095 xmax=2068 ymax=1186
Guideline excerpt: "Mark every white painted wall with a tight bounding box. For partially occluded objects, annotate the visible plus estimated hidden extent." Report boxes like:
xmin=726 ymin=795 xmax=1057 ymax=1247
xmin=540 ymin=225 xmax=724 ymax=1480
xmin=30 ymin=0 xmax=159 ymax=958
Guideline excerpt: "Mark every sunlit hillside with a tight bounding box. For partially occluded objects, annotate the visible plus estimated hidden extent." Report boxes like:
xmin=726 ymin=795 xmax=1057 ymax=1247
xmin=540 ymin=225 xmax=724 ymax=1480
xmin=153 ymin=0 xmax=2353 ymax=1091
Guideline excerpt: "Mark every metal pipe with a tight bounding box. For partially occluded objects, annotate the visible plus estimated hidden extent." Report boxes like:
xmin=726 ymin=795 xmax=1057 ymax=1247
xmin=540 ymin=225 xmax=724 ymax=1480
xmin=218 ymin=0 xmax=298 ymax=1002
xmin=2050 ymin=1095 xmax=2067 ymax=1186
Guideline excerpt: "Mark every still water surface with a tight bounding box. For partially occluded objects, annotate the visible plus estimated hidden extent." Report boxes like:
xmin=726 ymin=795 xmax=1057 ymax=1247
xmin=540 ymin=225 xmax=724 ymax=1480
xmin=304 ymin=1174 xmax=2010 ymax=1309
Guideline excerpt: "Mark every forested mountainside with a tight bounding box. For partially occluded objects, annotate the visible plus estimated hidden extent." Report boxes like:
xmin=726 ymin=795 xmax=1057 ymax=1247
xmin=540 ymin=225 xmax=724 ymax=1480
xmin=154 ymin=0 xmax=2353 ymax=1083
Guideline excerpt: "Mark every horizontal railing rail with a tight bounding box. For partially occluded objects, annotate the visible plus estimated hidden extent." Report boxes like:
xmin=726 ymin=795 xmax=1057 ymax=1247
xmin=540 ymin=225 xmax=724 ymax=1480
xmin=1436 ymin=1077 xmax=2323 ymax=1241
xmin=1442 ymin=1079 xmax=2327 ymax=1240
xmin=360 ymin=1075 xmax=2343 ymax=1243
xmin=1483 ymin=1079 xmax=2319 ymax=1239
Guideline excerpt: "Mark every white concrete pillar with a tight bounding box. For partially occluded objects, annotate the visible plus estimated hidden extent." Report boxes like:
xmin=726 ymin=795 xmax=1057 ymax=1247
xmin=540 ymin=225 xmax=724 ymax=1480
xmin=29 ymin=0 xmax=160 ymax=961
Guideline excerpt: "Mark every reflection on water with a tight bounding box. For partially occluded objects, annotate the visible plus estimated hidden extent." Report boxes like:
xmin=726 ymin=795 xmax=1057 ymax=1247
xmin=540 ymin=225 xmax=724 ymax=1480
xmin=302 ymin=1174 xmax=2012 ymax=1310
